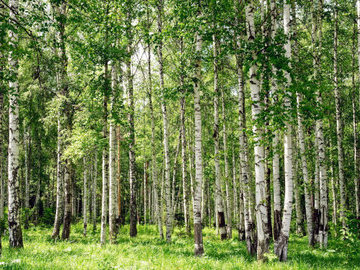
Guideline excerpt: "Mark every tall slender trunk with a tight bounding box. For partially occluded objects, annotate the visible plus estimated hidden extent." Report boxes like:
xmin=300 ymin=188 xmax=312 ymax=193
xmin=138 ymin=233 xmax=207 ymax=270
xmin=8 ymin=0 xmax=23 ymax=248
xmin=61 ymin=160 xmax=72 ymax=240
xmin=157 ymin=0 xmax=171 ymax=242
xmin=311 ymin=0 xmax=320 ymax=244
xmin=127 ymin=11 xmax=137 ymax=237
xmin=246 ymin=0 xmax=269 ymax=260
xmin=180 ymin=38 xmax=190 ymax=234
xmin=92 ymin=151 xmax=98 ymax=231
xmin=83 ymin=158 xmax=88 ymax=236
xmin=109 ymin=63 xmax=117 ymax=243
xmin=0 ymin=26 xmax=4 ymax=223
xmin=353 ymin=11 xmax=359 ymax=219
xmin=329 ymin=138 xmax=337 ymax=233
xmin=146 ymin=7 xmax=162 ymax=238
xmin=297 ymin=92 xmax=314 ymax=245
xmin=274 ymin=2 xmax=294 ymax=262
xmin=24 ymin=133 xmax=30 ymax=229
xmin=213 ymin=31 xmax=227 ymax=241
xmin=116 ymin=126 xmax=122 ymax=228
xmin=193 ymin=26 xmax=204 ymax=256
xmin=315 ymin=0 xmax=328 ymax=249
xmin=334 ymin=1 xmax=345 ymax=231
xmin=52 ymin=4 xmax=64 ymax=238
xmin=356 ymin=0 xmax=360 ymax=219
xmin=235 ymin=0 xmax=256 ymax=255
xmin=294 ymin=144 xmax=304 ymax=236
xmin=100 ymin=60 xmax=109 ymax=244
xmin=221 ymin=86 xmax=232 ymax=239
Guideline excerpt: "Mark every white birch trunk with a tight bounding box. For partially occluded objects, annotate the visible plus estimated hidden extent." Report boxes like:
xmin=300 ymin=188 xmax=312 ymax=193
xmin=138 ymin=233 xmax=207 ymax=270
xmin=213 ymin=32 xmax=227 ymax=240
xmin=100 ymin=62 xmax=109 ymax=245
xmin=92 ymin=151 xmax=97 ymax=231
xmin=334 ymin=2 xmax=345 ymax=230
xmin=316 ymin=0 xmax=328 ymax=249
xmin=8 ymin=0 xmax=23 ymax=248
xmin=157 ymin=0 xmax=172 ymax=242
xmin=221 ymin=87 xmax=232 ymax=239
xmin=193 ymin=28 xmax=204 ymax=256
xmin=274 ymin=3 xmax=294 ymax=261
xmin=356 ymin=0 xmax=360 ymax=219
xmin=297 ymin=93 xmax=315 ymax=245
xmin=83 ymin=158 xmax=88 ymax=237
xmin=109 ymin=63 xmax=117 ymax=243
xmin=246 ymin=1 xmax=269 ymax=260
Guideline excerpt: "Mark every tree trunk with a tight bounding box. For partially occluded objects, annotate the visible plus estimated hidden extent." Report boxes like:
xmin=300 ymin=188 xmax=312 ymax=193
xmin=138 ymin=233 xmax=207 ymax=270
xmin=193 ymin=26 xmax=204 ymax=256
xmin=109 ymin=63 xmax=117 ymax=243
xmin=221 ymin=85 xmax=232 ymax=239
xmin=235 ymin=0 xmax=256 ymax=255
xmin=62 ymin=161 xmax=72 ymax=240
xmin=100 ymin=61 xmax=109 ymax=245
xmin=180 ymin=38 xmax=190 ymax=234
xmin=8 ymin=0 xmax=23 ymax=248
xmin=274 ymin=2 xmax=294 ymax=262
xmin=297 ymin=92 xmax=314 ymax=245
xmin=147 ymin=8 xmax=162 ymax=238
xmin=213 ymin=32 xmax=227 ymax=241
xmin=294 ymin=146 xmax=304 ymax=236
xmin=93 ymin=151 xmax=98 ymax=232
xmin=157 ymin=0 xmax=172 ymax=242
xmin=314 ymin=0 xmax=328 ymax=249
xmin=116 ymin=126 xmax=122 ymax=229
xmin=246 ymin=1 xmax=269 ymax=260
xmin=127 ymin=10 xmax=137 ymax=237
xmin=24 ymin=133 xmax=30 ymax=229
xmin=83 ymin=158 xmax=88 ymax=237
xmin=356 ymin=0 xmax=360 ymax=219
xmin=334 ymin=1 xmax=345 ymax=231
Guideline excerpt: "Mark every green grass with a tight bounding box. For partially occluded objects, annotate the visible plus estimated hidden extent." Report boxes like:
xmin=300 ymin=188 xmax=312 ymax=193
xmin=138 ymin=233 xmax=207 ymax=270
xmin=0 ymin=224 xmax=359 ymax=269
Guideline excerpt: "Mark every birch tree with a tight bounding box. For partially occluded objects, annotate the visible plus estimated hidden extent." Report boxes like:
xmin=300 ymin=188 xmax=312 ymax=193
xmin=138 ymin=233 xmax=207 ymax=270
xmin=193 ymin=14 xmax=204 ymax=256
xmin=274 ymin=2 xmax=294 ymax=261
xmin=8 ymin=0 xmax=23 ymax=248
xmin=246 ymin=0 xmax=270 ymax=260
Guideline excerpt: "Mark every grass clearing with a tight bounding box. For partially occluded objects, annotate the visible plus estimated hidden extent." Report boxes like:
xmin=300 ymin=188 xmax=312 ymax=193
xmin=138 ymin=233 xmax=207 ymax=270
xmin=0 ymin=224 xmax=359 ymax=269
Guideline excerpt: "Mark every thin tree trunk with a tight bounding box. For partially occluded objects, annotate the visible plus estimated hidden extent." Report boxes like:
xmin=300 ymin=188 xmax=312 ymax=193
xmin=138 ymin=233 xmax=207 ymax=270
xmin=297 ymin=92 xmax=314 ymax=245
xmin=146 ymin=5 xmax=162 ymax=238
xmin=116 ymin=126 xmax=122 ymax=228
xmin=93 ymin=151 xmax=97 ymax=232
xmin=352 ymin=12 xmax=359 ymax=219
xmin=24 ymin=133 xmax=30 ymax=229
xmin=193 ymin=25 xmax=204 ymax=256
xmin=83 ymin=158 xmax=88 ymax=237
xmin=127 ymin=10 xmax=137 ymax=237
xmin=61 ymin=161 xmax=72 ymax=240
xmin=246 ymin=0 xmax=269 ymax=260
xmin=329 ymin=138 xmax=337 ymax=233
xmin=213 ymin=31 xmax=227 ymax=241
xmin=221 ymin=85 xmax=232 ymax=239
xmin=180 ymin=38 xmax=190 ymax=234
xmin=7 ymin=0 xmax=23 ymax=248
xmin=294 ymin=144 xmax=304 ymax=236
xmin=109 ymin=63 xmax=117 ymax=243
xmin=315 ymin=0 xmax=328 ymax=249
xmin=334 ymin=1 xmax=345 ymax=231
xmin=100 ymin=60 xmax=109 ymax=245
xmin=235 ymin=0 xmax=257 ymax=255
xmin=157 ymin=0 xmax=172 ymax=242
xmin=356 ymin=0 xmax=360 ymax=219
xmin=274 ymin=2 xmax=294 ymax=262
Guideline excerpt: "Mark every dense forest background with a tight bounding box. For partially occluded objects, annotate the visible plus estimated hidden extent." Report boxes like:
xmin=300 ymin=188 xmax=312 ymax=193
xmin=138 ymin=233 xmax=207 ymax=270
xmin=0 ymin=0 xmax=360 ymax=267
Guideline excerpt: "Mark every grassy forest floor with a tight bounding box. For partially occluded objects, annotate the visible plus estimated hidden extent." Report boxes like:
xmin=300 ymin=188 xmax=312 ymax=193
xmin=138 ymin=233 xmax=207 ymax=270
xmin=0 ymin=224 xmax=359 ymax=269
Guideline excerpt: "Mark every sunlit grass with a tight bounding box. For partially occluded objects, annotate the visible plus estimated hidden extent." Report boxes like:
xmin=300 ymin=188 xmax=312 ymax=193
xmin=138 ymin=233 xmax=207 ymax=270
xmin=0 ymin=223 xmax=359 ymax=269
